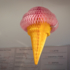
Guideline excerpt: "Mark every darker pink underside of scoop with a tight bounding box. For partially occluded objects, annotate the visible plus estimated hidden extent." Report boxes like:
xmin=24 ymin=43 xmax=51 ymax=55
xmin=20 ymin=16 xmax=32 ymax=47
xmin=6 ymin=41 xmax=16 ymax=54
xmin=20 ymin=6 xmax=58 ymax=33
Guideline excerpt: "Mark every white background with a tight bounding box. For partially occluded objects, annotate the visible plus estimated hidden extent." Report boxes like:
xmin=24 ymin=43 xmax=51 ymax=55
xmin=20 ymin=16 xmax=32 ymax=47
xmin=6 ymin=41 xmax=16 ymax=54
xmin=0 ymin=0 xmax=70 ymax=48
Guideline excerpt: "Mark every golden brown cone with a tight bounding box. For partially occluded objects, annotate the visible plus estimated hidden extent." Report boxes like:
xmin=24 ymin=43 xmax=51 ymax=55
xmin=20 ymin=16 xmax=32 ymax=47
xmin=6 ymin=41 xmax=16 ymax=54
xmin=27 ymin=23 xmax=51 ymax=65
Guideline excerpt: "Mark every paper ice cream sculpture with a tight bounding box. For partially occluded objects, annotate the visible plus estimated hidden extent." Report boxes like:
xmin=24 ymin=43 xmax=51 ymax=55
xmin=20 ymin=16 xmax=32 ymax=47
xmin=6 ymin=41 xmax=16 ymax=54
xmin=20 ymin=6 xmax=58 ymax=65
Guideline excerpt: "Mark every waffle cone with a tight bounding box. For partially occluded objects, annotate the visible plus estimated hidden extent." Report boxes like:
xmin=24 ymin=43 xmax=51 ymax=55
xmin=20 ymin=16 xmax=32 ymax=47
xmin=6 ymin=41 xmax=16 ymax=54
xmin=27 ymin=23 xmax=51 ymax=65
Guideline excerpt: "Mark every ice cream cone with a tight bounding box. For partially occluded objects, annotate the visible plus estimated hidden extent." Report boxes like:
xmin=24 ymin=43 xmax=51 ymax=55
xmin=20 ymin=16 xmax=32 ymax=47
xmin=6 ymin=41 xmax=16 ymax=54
xmin=27 ymin=22 xmax=51 ymax=65
xmin=20 ymin=6 xmax=58 ymax=65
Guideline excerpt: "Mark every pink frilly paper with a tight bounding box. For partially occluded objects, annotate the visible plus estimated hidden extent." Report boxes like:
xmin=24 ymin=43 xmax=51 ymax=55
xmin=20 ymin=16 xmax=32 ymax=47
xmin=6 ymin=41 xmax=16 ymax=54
xmin=20 ymin=6 xmax=59 ymax=33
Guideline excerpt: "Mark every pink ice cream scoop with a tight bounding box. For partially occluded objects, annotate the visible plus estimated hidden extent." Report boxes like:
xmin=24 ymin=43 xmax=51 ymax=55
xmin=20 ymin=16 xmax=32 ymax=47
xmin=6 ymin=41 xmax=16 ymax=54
xmin=20 ymin=6 xmax=59 ymax=33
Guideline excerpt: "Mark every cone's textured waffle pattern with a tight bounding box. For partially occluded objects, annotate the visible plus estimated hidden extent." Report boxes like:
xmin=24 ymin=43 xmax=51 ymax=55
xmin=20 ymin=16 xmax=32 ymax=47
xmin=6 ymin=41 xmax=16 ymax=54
xmin=20 ymin=6 xmax=58 ymax=65
xmin=27 ymin=23 xmax=51 ymax=65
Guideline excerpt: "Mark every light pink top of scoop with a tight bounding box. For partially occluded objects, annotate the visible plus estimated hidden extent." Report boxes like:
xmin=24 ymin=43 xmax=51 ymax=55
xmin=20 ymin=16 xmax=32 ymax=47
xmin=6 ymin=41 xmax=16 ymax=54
xmin=20 ymin=6 xmax=58 ymax=33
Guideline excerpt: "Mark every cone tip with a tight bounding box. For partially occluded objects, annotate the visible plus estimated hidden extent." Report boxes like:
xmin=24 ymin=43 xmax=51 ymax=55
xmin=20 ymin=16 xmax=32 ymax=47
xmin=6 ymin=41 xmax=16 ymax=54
xmin=35 ymin=62 xmax=38 ymax=65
